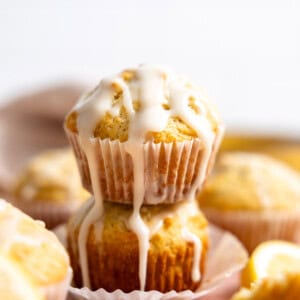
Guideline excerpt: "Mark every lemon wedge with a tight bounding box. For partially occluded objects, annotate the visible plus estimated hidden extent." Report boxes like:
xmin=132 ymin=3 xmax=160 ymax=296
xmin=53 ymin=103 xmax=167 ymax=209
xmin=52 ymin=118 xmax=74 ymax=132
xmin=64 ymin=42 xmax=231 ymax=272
xmin=232 ymin=273 xmax=300 ymax=300
xmin=232 ymin=241 xmax=300 ymax=300
xmin=242 ymin=240 xmax=300 ymax=288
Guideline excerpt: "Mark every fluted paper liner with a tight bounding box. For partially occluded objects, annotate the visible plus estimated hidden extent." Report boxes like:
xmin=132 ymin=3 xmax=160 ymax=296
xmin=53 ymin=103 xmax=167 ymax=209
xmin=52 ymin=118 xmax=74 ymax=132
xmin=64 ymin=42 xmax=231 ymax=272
xmin=65 ymin=128 xmax=223 ymax=204
xmin=66 ymin=225 xmax=248 ymax=300
xmin=67 ymin=224 xmax=207 ymax=292
xmin=203 ymin=208 xmax=300 ymax=253
xmin=44 ymin=268 xmax=72 ymax=300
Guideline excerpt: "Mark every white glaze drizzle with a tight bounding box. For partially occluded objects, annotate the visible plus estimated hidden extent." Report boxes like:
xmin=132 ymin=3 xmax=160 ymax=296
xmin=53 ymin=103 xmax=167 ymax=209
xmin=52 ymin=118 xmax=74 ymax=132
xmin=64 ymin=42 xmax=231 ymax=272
xmin=0 ymin=199 xmax=67 ymax=261
xmin=77 ymin=138 xmax=104 ymax=288
xmin=0 ymin=199 xmax=44 ymax=252
xmin=73 ymin=65 xmax=218 ymax=290
xmin=182 ymin=228 xmax=202 ymax=282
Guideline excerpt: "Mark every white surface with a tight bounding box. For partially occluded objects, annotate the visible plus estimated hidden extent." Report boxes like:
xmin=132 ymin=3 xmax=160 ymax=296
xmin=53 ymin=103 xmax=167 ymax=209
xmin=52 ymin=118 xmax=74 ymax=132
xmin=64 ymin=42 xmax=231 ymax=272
xmin=1 ymin=0 xmax=300 ymax=133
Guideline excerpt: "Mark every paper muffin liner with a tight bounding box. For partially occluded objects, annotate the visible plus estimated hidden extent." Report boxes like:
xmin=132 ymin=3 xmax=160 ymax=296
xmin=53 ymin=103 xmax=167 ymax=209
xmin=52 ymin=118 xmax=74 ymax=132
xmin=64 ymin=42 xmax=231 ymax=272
xmin=44 ymin=268 xmax=72 ymax=300
xmin=66 ymin=225 xmax=248 ymax=300
xmin=65 ymin=128 xmax=223 ymax=205
xmin=10 ymin=197 xmax=81 ymax=229
xmin=202 ymin=208 xmax=300 ymax=253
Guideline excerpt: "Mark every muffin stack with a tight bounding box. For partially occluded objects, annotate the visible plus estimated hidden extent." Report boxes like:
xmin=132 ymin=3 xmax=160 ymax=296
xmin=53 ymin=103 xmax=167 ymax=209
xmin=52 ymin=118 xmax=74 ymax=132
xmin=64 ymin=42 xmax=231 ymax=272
xmin=64 ymin=65 xmax=224 ymax=292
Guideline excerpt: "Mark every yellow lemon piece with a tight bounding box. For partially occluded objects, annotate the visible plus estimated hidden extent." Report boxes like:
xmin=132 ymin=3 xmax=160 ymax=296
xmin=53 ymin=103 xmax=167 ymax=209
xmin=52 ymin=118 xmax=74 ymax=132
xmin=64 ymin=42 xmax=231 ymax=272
xmin=0 ymin=255 xmax=44 ymax=300
xmin=242 ymin=240 xmax=300 ymax=288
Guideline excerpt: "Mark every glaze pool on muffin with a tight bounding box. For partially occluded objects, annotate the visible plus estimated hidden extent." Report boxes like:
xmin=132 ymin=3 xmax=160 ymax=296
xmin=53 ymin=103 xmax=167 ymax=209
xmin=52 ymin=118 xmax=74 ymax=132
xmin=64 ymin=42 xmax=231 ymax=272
xmin=12 ymin=148 xmax=90 ymax=228
xmin=68 ymin=198 xmax=208 ymax=292
xmin=198 ymin=152 xmax=300 ymax=251
xmin=0 ymin=199 xmax=70 ymax=300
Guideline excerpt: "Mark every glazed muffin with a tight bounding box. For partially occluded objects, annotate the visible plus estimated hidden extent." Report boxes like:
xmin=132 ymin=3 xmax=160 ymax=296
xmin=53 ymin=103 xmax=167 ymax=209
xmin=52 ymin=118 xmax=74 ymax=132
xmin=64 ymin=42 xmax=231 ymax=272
xmin=68 ymin=197 xmax=208 ymax=292
xmin=12 ymin=148 xmax=90 ymax=228
xmin=198 ymin=152 xmax=300 ymax=252
xmin=0 ymin=199 xmax=70 ymax=300
xmin=65 ymin=64 xmax=224 ymax=205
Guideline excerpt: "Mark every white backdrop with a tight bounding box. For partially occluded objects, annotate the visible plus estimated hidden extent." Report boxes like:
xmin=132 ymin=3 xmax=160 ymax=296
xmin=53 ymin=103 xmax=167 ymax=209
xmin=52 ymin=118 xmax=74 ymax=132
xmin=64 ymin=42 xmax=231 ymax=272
xmin=1 ymin=0 xmax=299 ymax=134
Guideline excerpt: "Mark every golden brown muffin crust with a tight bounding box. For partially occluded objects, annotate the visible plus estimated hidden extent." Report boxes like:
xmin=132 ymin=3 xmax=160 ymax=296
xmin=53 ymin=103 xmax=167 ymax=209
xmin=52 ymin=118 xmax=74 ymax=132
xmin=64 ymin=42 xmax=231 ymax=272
xmin=68 ymin=199 xmax=208 ymax=292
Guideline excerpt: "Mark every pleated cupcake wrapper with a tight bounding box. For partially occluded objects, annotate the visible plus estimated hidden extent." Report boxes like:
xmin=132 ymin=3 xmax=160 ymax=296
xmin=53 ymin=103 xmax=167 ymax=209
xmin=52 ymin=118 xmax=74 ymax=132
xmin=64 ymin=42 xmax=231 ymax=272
xmin=202 ymin=208 xmax=300 ymax=253
xmin=10 ymin=198 xmax=81 ymax=229
xmin=66 ymin=225 xmax=248 ymax=300
xmin=44 ymin=268 xmax=72 ymax=300
xmin=65 ymin=128 xmax=222 ymax=204
xmin=69 ymin=238 xmax=205 ymax=292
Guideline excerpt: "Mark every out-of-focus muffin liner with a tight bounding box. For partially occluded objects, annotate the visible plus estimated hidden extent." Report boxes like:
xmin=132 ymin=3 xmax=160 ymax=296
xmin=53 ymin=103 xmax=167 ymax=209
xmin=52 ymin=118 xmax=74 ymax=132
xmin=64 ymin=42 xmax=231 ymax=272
xmin=66 ymin=225 xmax=248 ymax=300
xmin=202 ymin=208 xmax=300 ymax=253
xmin=65 ymin=128 xmax=223 ymax=205
xmin=10 ymin=198 xmax=81 ymax=229
xmin=45 ymin=268 xmax=72 ymax=300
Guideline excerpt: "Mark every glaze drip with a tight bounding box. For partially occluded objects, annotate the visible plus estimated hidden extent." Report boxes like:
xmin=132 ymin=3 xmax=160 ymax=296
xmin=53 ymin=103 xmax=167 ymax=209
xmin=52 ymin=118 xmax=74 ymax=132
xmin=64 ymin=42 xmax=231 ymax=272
xmin=182 ymin=228 xmax=202 ymax=282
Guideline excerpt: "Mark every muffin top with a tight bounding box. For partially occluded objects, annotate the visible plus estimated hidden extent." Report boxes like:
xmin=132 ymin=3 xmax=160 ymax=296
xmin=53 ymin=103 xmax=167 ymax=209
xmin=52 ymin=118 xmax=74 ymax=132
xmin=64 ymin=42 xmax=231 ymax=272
xmin=198 ymin=152 xmax=300 ymax=211
xmin=0 ymin=199 xmax=69 ymax=298
xmin=65 ymin=64 xmax=222 ymax=143
xmin=13 ymin=148 xmax=90 ymax=204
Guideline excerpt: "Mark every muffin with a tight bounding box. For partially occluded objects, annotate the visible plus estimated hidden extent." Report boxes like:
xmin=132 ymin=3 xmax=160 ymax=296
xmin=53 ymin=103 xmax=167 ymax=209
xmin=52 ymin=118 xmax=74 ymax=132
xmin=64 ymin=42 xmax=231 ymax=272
xmin=198 ymin=152 xmax=300 ymax=252
xmin=263 ymin=144 xmax=300 ymax=172
xmin=0 ymin=199 xmax=70 ymax=300
xmin=220 ymin=134 xmax=300 ymax=172
xmin=65 ymin=64 xmax=224 ymax=205
xmin=67 ymin=197 xmax=208 ymax=292
xmin=12 ymin=148 xmax=90 ymax=228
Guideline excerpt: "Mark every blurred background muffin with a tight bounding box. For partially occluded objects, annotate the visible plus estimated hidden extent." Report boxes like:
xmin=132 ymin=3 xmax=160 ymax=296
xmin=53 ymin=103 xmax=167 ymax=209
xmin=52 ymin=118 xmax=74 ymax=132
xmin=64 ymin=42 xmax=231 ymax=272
xmin=0 ymin=199 xmax=70 ymax=300
xmin=68 ymin=198 xmax=208 ymax=292
xmin=0 ymin=84 xmax=85 ymax=195
xmin=198 ymin=152 xmax=300 ymax=252
xmin=220 ymin=134 xmax=300 ymax=172
xmin=12 ymin=148 xmax=90 ymax=228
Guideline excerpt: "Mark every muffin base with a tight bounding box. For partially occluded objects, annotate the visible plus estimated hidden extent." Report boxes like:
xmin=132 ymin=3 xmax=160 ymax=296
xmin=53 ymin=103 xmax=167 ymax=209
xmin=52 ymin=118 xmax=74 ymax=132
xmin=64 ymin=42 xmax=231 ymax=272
xmin=67 ymin=225 xmax=248 ymax=300
xmin=68 ymin=223 xmax=208 ymax=293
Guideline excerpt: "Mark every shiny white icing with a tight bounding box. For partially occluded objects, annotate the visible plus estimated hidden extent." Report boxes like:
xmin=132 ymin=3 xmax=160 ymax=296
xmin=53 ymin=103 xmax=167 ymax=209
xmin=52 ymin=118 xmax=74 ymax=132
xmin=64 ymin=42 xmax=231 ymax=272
xmin=0 ymin=199 xmax=45 ymax=252
xmin=182 ymin=228 xmax=202 ymax=282
xmin=77 ymin=138 xmax=104 ymax=288
xmin=73 ymin=65 xmax=218 ymax=290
